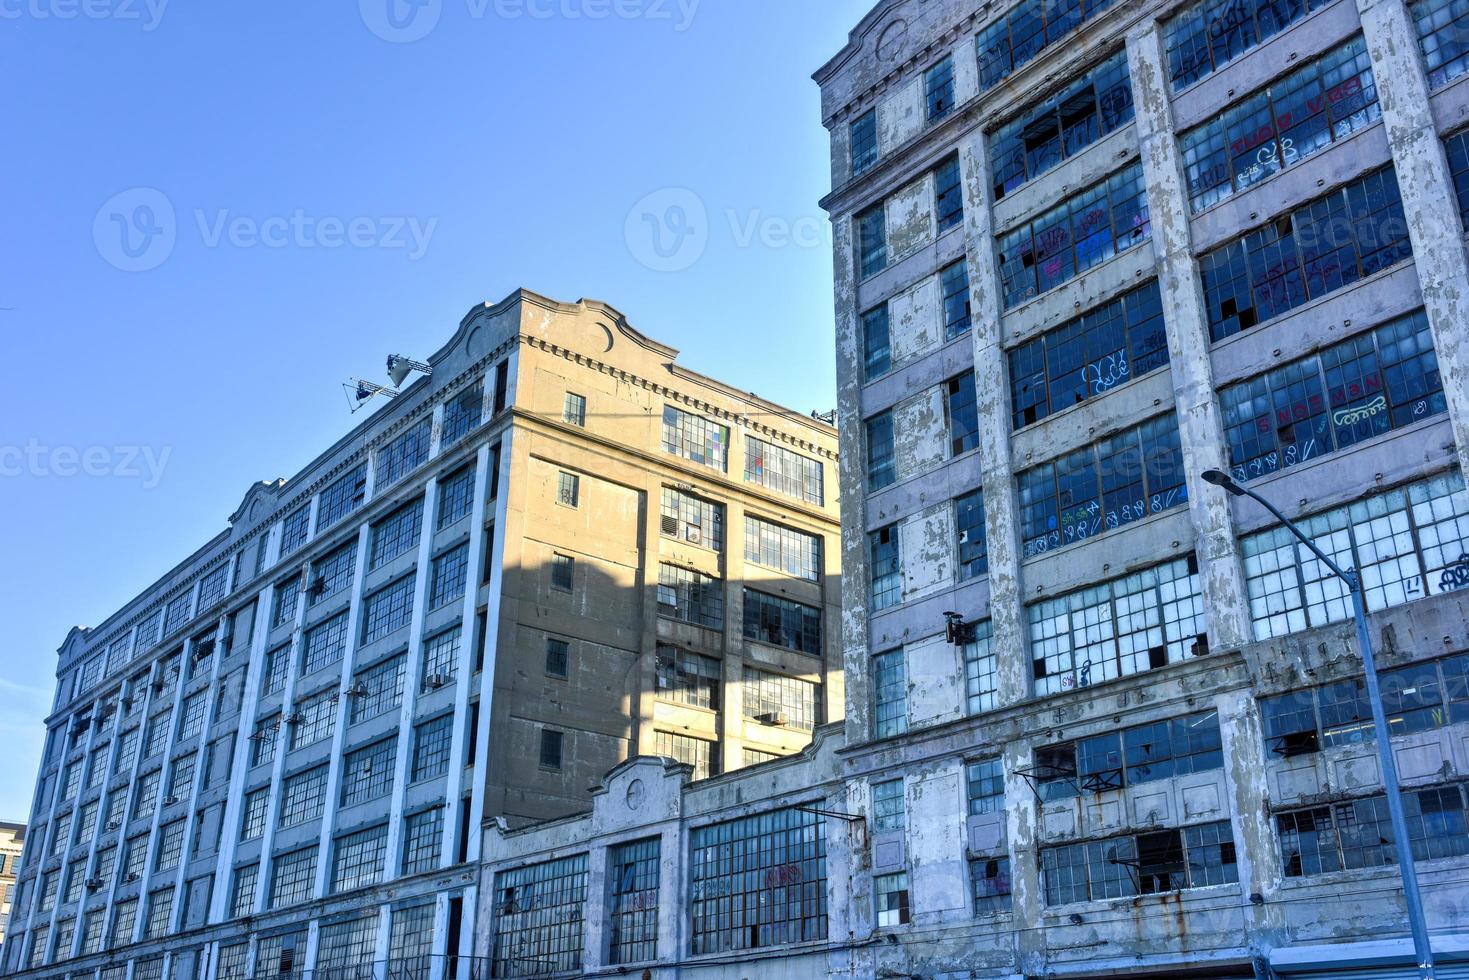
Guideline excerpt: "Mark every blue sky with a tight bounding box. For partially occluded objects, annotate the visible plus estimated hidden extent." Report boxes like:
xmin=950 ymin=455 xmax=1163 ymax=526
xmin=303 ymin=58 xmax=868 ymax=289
xmin=0 ymin=0 xmax=872 ymax=817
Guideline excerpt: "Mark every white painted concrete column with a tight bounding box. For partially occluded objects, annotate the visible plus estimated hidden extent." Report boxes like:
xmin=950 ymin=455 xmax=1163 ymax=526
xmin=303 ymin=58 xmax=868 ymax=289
xmin=957 ymin=128 xmax=1029 ymax=707
xmin=1127 ymin=23 xmax=1253 ymax=650
xmin=133 ymin=639 xmax=194 ymax=946
xmin=830 ymin=213 xmax=878 ymax=743
xmin=1358 ymin=0 xmax=1469 ymax=481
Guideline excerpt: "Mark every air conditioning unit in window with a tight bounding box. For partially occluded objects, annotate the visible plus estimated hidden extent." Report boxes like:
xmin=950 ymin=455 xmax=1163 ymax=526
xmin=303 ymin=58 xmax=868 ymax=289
xmin=105 ymin=820 xmax=122 ymax=833
xmin=163 ymin=795 xmax=181 ymax=806
xmin=124 ymin=872 xmax=140 ymax=884
xmin=345 ymin=683 xmax=368 ymax=698
xmin=308 ymin=577 xmax=328 ymax=601
xmin=284 ymin=712 xmax=304 ymax=726
xmin=424 ymin=674 xmax=450 ymax=691
xmin=192 ymin=639 xmax=215 ymax=660
xmin=685 ymin=527 xmax=702 ymax=545
xmin=84 ymin=878 xmax=104 ymax=891
xmin=754 ymin=711 xmax=788 ymax=727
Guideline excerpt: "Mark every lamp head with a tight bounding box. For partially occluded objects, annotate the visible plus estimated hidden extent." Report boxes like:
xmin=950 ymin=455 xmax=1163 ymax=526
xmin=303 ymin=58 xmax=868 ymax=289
xmin=1202 ymin=469 xmax=1246 ymax=497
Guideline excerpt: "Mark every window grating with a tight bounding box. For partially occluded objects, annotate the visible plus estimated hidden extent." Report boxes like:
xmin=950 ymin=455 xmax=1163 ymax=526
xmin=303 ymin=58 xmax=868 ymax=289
xmin=331 ymin=825 xmax=388 ymax=894
xmin=290 ymin=689 xmax=338 ymax=750
xmin=661 ymin=488 xmax=725 ymax=551
xmin=278 ymin=765 xmax=329 ymax=828
xmin=742 ymin=590 xmax=821 ymax=655
xmin=411 ymin=715 xmax=454 ymax=782
xmin=654 ymin=731 xmax=717 ymax=781
xmin=657 ymin=564 xmax=724 ymax=629
xmin=401 ymin=808 xmax=444 ymax=874
xmin=490 ymin=854 xmax=588 ymax=977
xmin=442 ymin=379 xmax=485 ymax=448
xmin=655 ymin=646 xmax=720 ymax=710
xmin=742 ymin=667 xmax=821 ymax=731
xmin=376 ymin=418 xmax=432 ymax=491
xmin=351 ymin=656 xmax=405 ymax=723
xmin=429 ymin=545 xmax=469 ymax=609
xmin=318 ymin=463 xmax=368 ymax=531
xmin=312 ymin=542 xmax=358 ymax=607
xmin=340 ymin=738 xmax=397 ymax=808
xmin=661 ymin=406 xmax=728 ymax=472
xmin=744 ymin=437 xmax=824 ymax=505
xmin=421 ymin=627 xmax=461 ymax=691
xmin=269 ymin=846 xmax=318 ymax=909
xmin=362 ymin=576 xmax=416 ymax=645
xmin=438 ymin=467 xmax=476 ymax=530
xmin=371 ymin=499 xmax=424 ymax=570
xmin=745 ymin=516 xmax=820 ymax=581
xmin=607 ymin=838 xmax=660 ymax=965
xmin=873 ymin=649 xmax=907 ymax=738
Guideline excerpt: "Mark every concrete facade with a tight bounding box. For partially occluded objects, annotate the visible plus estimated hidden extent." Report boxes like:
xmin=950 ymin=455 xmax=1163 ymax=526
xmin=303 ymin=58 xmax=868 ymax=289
xmin=0 ymin=290 xmax=840 ymax=980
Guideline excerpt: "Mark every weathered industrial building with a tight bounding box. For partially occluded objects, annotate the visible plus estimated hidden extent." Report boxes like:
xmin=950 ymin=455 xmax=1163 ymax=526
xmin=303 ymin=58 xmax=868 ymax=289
xmin=471 ymin=0 xmax=1469 ymax=978
xmin=0 ymin=290 xmax=841 ymax=980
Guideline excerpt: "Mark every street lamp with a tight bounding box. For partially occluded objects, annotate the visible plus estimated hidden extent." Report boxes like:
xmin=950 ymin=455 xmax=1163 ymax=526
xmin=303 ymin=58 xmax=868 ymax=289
xmin=1201 ymin=470 xmax=1436 ymax=980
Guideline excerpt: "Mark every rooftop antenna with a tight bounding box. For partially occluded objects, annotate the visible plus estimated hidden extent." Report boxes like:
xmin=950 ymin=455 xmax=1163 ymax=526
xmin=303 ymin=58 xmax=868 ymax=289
xmin=387 ymin=354 xmax=432 ymax=388
xmin=344 ymin=378 xmax=399 ymax=414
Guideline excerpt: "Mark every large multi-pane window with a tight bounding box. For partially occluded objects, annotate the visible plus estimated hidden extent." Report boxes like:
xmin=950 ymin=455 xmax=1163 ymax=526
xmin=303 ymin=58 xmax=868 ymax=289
xmin=940 ymin=258 xmax=972 ymax=338
xmin=862 ymin=304 xmax=890 ymax=380
xmin=976 ymin=0 xmax=1115 ymax=91
xmin=1201 ymin=165 xmax=1410 ymax=342
xmin=290 ymin=689 xmax=338 ymax=750
xmin=998 ymin=162 xmax=1150 ymax=309
xmin=1242 ymin=471 xmax=1469 ymax=640
xmin=742 ymin=667 xmax=821 ymax=731
xmin=967 ymin=758 xmax=1005 ymax=815
xmin=155 ymin=819 xmax=186 ymax=871
xmin=441 ymin=379 xmax=484 ymax=447
xmin=376 ymin=418 xmax=432 ymax=491
xmin=318 ymin=914 xmax=379 ymax=977
xmin=866 ymin=413 xmax=896 ymax=491
xmin=489 ymin=854 xmax=589 ymax=977
xmin=934 ymin=154 xmax=963 ymax=230
xmin=1036 ymin=712 xmax=1223 ymax=799
xmin=1221 ymin=311 xmax=1446 ymax=483
xmin=411 ymin=715 xmax=454 ymax=782
xmin=429 ymin=544 xmax=469 ymax=609
xmin=123 ymin=833 xmax=149 ymax=879
xmin=654 ymin=646 xmax=721 ymax=710
xmin=362 ymin=576 xmax=415 ymax=645
xmin=1165 ymin=0 xmax=1327 ymax=89
xmin=241 ymin=787 xmax=270 ymax=841
xmin=331 ymin=825 xmax=388 ymax=893
xmin=273 ymin=576 xmax=302 ymax=630
xmin=256 ymin=931 xmax=308 ymax=980
xmin=219 ymin=941 xmax=250 ymax=980
xmin=689 ymin=806 xmax=827 ymax=953
xmin=1278 ymin=785 xmax=1469 ymax=876
xmin=421 ymin=627 xmax=461 ymax=690
xmin=317 ymin=463 xmax=368 ymax=531
xmin=145 ymin=887 xmax=174 ymax=938
xmin=653 ymin=731 xmax=718 ymax=780
xmin=745 ymin=516 xmax=821 ymax=581
xmin=1180 ymin=38 xmax=1380 ymax=213
xmin=873 ymin=649 xmax=907 ymax=738
xmin=1017 ymin=414 xmax=1187 ymax=557
xmin=1413 ymin=0 xmax=1469 ymax=89
xmin=370 ymin=499 xmax=424 ymax=569
xmin=745 ymin=437 xmax=824 ymax=505
xmin=661 ymin=406 xmax=728 ymax=472
xmin=991 ymin=49 xmax=1134 ymax=200
xmin=872 ymin=778 xmax=904 ymax=833
xmin=1030 ymin=555 xmax=1207 ymax=695
xmin=1444 ymin=131 xmax=1469 ymax=252
xmin=956 ymin=490 xmax=988 ymax=580
xmin=875 ymin=872 xmax=911 ymax=927
xmin=858 ymin=203 xmax=887 ymax=277
xmin=925 ymin=56 xmax=955 ymax=121
xmin=311 ymin=542 xmax=357 ymax=607
xmin=742 ymin=590 xmax=822 ymax=655
xmin=401 ymin=808 xmax=444 ymax=874
xmin=303 ymin=611 xmax=349 ymax=676
xmin=1042 ymin=820 xmax=1238 ymax=903
xmin=1009 ymin=281 xmax=1167 ymax=428
xmin=278 ymin=766 xmax=329 ymax=827
xmin=136 ymin=609 xmax=163 ymax=651
xmin=1260 ymin=652 xmax=1469 ymax=756
xmin=280 ymin=505 xmax=311 ymax=559
xmin=607 ymin=838 xmax=660 ymax=965
xmin=105 ymin=633 xmax=133 ymax=675
xmin=351 ymin=655 xmax=405 ymax=723
xmin=74 ymin=799 xmax=98 ymax=848
xmin=263 ymin=643 xmax=291 ymax=697
xmin=340 ymin=738 xmax=397 ymax=808
xmin=964 ymin=620 xmax=998 ymax=714
xmin=269 ymin=846 xmax=318 ymax=909
xmin=197 ymin=563 xmax=230 ymax=613
xmin=946 ymin=373 xmax=980 ymax=455
xmin=656 ymin=564 xmax=724 ymax=629
xmin=850 ymin=109 xmax=878 ymax=176
xmin=250 ymin=715 xmax=281 ymax=769
xmin=438 ymin=466 xmax=476 ymax=530
xmin=870 ymin=525 xmax=901 ymax=610
xmin=111 ymin=898 xmax=138 ymax=946
xmin=660 ymin=488 xmax=725 ymax=552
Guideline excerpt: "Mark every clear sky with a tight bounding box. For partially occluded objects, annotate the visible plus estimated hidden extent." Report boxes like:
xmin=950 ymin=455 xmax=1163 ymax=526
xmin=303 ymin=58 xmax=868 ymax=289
xmin=0 ymin=0 xmax=873 ymax=818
